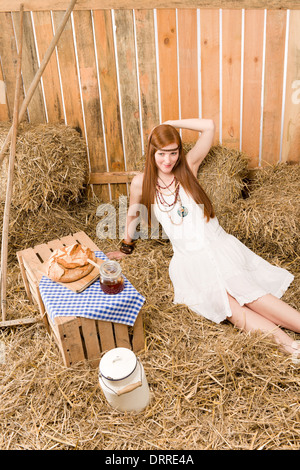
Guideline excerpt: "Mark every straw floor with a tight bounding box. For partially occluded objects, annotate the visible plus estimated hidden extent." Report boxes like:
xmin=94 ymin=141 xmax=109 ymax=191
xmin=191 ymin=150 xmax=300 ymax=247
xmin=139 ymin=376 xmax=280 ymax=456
xmin=1 ymin=199 xmax=299 ymax=451
xmin=1 ymin=139 xmax=300 ymax=450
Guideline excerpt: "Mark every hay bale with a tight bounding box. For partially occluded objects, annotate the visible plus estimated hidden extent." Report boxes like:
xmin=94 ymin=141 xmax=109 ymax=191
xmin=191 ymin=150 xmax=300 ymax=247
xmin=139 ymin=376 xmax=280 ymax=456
xmin=0 ymin=198 xmax=101 ymax=263
xmin=0 ymin=123 xmax=88 ymax=212
xmin=219 ymin=162 xmax=300 ymax=259
xmin=194 ymin=144 xmax=250 ymax=215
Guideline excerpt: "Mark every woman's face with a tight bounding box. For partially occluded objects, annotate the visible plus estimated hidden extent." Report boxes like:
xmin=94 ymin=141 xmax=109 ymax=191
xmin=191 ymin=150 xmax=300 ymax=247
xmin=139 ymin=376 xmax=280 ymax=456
xmin=154 ymin=143 xmax=179 ymax=176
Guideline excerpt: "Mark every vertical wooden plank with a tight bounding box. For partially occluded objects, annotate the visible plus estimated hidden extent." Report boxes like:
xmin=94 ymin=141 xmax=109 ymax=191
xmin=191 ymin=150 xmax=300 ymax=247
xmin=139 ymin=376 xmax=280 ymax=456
xmin=93 ymin=9 xmax=126 ymax=200
xmin=80 ymin=318 xmax=101 ymax=367
xmin=132 ymin=312 xmax=144 ymax=352
xmin=72 ymin=10 xmax=109 ymax=202
xmin=35 ymin=288 xmax=51 ymax=333
xmin=222 ymin=9 xmax=242 ymax=149
xmin=52 ymin=11 xmax=84 ymax=133
xmin=242 ymin=10 xmax=264 ymax=168
xmin=177 ymin=9 xmax=199 ymax=143
xmin=200 ymin=9 xmax=220 ymax=144
xmin=32 ymin=11 xmax=64 ymax=123
xmin=114 ymin=10 xmax=142 ymax=170
xmin=135 ymin=9 xmax=160 ymax=150
xmin=97 ymin=320 xmax=116 ymax=352
xmin=113 ymin=322 xmax=131 ymax=349
xmin=47 ymin=317 xmax=67 ymax=362
xmin=55 ymin=317 xmax=86 ymax=366
xmin=261 ymin=10 xmax=286 ymax=166
xmin=16 ymin=251 xmax=34 ymax=303
xmin=0 ymin=12 xmax=24 ymax=120
xmin=282 ymin=10 xmax=300 ymax=164
xmin=13 ymin=11 xmax=46 ymax=123
xmin=156 ymin=9 xmax=179 ymax=122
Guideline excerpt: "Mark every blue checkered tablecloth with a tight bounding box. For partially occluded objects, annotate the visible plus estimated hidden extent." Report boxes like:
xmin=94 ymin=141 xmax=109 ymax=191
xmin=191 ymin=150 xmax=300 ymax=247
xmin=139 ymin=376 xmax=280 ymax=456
xmin=39 ymin=251 xmax=145 ymax=326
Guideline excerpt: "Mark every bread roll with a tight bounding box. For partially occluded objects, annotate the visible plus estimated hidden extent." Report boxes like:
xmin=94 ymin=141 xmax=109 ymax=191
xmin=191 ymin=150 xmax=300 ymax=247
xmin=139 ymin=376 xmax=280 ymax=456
xmin=46 ymin=243 xmax=97 ymax=283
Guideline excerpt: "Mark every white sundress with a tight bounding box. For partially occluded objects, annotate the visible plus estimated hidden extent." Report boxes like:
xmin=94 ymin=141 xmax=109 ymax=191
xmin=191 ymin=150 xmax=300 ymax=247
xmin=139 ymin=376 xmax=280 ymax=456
xmin=153 ymin=185 xmax=294 ymax=324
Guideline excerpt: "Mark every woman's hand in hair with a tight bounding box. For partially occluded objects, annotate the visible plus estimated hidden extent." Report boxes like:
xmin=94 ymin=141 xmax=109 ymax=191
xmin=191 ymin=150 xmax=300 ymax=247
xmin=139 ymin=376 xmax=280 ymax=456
xmin=160 ymin=118 xmax=215 ymax=175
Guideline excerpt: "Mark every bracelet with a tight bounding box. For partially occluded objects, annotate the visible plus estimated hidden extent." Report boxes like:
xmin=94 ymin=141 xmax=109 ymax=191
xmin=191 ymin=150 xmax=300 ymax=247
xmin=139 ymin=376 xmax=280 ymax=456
xmin=120 ymin=240 xmax=136 ymax=255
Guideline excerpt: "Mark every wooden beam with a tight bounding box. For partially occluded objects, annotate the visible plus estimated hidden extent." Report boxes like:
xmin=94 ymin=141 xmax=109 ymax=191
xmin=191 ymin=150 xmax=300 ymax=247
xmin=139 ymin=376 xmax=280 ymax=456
xmin=200 ymin=10 xmax=220 ymax=145
xmin=281 ymin=10 xmax=300 ymax=163
xmin=0 ymin=317 xmax=39 ymax=328
xmin=0 ymin=0 xmax=299 ymax=11
xmin=261 ymin=10 xmax=287 ymax=165
xmin=157 ymin=9 xmax=179 ymax=122
xmin=93 ymin=10 xmax=127 ymax=200
xmin=88 ymin=171 xmax=140 ymax=185
xmin=113 ymin=10 xmax=143 ymax=172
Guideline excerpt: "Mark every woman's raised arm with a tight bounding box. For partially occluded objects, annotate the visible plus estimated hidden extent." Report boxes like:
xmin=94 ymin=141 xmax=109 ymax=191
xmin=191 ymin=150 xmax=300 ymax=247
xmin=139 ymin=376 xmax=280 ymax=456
xmin=164 ymin=118 xmax=215 ymax=176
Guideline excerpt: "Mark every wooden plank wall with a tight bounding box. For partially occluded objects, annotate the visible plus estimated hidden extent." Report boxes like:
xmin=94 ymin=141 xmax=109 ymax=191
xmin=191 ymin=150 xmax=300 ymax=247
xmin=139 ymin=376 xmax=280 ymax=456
xmin=0 ymin=7 xmax=300 ymax=201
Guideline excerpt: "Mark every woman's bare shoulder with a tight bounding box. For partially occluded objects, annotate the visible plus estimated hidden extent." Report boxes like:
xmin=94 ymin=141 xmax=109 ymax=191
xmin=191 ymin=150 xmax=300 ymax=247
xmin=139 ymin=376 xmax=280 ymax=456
xmin=131 ymin=172 xmax=144 ymax=189
xmin=130 ymin=172 xmax=144 ymax=197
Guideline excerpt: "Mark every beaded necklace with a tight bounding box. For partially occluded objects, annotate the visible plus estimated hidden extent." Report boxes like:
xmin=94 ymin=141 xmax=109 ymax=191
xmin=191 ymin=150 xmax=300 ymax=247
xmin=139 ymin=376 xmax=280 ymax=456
xmin=156 ymin=176 xmax=189 ymax=224
xmin=156 ymin=176 xmax=175 ymax=190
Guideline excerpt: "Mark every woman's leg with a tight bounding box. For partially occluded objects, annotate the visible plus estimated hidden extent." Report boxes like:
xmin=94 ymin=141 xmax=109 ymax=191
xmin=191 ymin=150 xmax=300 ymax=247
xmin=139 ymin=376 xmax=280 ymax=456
xmin=226 ymin=294 xmax=298 ymax=354
xmin=245 ymin=294 xmax=300 ymax=333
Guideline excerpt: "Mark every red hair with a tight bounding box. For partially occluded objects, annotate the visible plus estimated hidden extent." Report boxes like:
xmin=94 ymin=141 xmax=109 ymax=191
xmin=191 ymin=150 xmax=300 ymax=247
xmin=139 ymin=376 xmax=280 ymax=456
xmin=141 ymin=124 xmax=215 ymax=225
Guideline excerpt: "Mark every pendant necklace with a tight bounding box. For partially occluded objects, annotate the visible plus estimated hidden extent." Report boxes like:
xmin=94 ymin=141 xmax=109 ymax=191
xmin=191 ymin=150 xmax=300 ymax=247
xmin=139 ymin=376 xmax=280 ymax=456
xmin=156 ymin=176 xmax=189 ymax=224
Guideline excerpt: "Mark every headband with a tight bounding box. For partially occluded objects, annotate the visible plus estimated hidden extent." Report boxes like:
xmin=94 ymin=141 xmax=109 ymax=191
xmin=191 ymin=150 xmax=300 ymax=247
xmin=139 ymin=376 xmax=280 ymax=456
xmin=147 ymin=124 xmax=181 ymax=152
xmin=151 ymin=145 xmax=179 ymax=152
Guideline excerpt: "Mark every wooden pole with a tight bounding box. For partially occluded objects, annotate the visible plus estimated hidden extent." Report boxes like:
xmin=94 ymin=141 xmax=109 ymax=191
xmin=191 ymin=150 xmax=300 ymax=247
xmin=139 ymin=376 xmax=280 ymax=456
xmin=0 ymin=0 xmax=78 ymax=165
xmin=0 ymin=4 xmax=24 ymax=321
xmin=0 ymin=0 xmax=78 ymax=326
xmin=0 ymin=317 xmax=39 ymax=328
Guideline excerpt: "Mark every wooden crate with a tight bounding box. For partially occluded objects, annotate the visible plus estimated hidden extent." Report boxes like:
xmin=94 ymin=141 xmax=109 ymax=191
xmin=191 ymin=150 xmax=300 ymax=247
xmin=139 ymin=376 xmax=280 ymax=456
xmin=16 ymin=231 xmax=144 ymax=367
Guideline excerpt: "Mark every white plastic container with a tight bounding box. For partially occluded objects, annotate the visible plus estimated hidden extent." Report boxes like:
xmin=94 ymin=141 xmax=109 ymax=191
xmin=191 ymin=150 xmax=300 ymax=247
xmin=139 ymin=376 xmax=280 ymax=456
xmin=99 ymin=347 xmax=150 ymax=413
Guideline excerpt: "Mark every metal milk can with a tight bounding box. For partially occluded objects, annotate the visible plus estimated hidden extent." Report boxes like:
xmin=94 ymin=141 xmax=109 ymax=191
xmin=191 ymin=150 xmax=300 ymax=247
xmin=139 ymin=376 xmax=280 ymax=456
xmin=99 ymin=347 xmax=150 ymax=413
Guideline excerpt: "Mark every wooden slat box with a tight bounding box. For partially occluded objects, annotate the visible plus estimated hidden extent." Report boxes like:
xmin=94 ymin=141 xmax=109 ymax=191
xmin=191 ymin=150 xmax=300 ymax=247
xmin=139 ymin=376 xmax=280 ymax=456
xmin=16 ymin=231 xmax=144 ymax=367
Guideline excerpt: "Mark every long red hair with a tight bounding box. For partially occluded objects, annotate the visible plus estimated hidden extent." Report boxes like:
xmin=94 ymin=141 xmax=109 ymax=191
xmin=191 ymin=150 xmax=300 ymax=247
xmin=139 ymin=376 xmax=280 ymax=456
xmin=141 ymin=124 xmax=215 ymax=225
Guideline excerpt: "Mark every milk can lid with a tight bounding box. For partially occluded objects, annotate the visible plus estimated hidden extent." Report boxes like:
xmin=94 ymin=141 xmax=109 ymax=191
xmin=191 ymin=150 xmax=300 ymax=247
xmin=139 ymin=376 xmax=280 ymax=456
xmin=99 ymin=347 xmax=137 ymax=381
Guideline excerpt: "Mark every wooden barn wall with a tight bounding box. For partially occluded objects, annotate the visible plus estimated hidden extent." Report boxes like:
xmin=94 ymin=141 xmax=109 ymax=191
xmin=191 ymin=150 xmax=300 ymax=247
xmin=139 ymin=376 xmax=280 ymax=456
xmin=0 ymin=7 xmax=300 ymax=201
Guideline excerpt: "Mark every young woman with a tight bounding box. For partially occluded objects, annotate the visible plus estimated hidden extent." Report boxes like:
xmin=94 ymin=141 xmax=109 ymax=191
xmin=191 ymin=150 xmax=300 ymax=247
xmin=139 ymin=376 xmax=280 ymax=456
xmin=107 ymin=119 xmax=300 ymax=358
